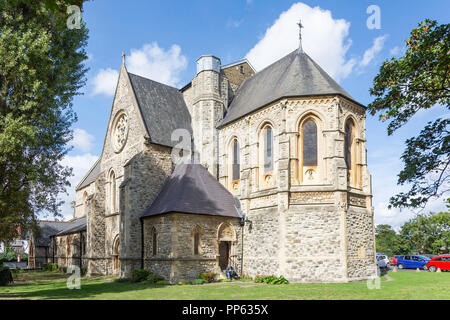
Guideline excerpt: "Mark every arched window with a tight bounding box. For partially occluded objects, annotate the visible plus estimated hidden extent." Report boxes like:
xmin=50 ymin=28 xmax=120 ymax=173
xmin=112 ymin=235 xmax=120 ymax=271
xmin=263 ymin=125 xmax=273 ymax=172
xmin=232 ymin=139 xmax=240 ymax=181
xmin=66 ymin=237 xmax=71 ymax=257
xmin=151 ymin=227 xmax=157 ymax=256
xmin=110 ymin=170 xmax=116 ymax=213
xmin=345 ymin=120 xmax=354 ymax=170
xmin=193 ymin=227 xmax=201 ymax=256
xmin=83 ymin=191 xmax=88 ymax=216
xmin=302 ymin=119 xmax=318 ymax=167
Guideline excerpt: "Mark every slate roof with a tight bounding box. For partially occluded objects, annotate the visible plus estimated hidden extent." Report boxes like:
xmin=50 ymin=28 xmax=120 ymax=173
xmin=128 ymin=73 xmax=193 ymax=148
xmin=76 ymin=158 xmax=101 ymax=191
xmin=34 ymin=217 xmax=87 ymax=247
xmin=219 ymin=50 xmax=362 ymax=127
xmin=141 ymin=164 xmax=241 ymax=219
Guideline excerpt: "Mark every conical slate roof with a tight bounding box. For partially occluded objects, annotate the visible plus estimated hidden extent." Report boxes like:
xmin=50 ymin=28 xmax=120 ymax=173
xmin=141 ymin=164 xmax=240 ymax=219
xmin=219 ymin=50 xmax=360 ymax=127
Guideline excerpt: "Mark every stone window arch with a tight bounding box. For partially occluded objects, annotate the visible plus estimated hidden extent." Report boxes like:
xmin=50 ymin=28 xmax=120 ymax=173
xmin=83 ymin=191 xmax=88 ymax=216
xmin=344 ymin=117 xmax=360 ymax=187
xmin=66 ymin=237 xmax=71 ymax=257
xmin=112 ymin=235 xmax=120 ymax=272
xmin=298 ymin=114 xmax=323 ymax=184
xmin=228 ymin=137 xmax=241 ymax=193
xmin=151 ymin=227 xmax=157 ymax=256
xmin=192 ymin=226 xmax=202 ymax=256
xmin=109 ymin=170 xmax=117 ymax=214
xmin=258 ymin=122 xmax=275 ymax=188
xmin=217 ymin=222 xmax=236 ymax=242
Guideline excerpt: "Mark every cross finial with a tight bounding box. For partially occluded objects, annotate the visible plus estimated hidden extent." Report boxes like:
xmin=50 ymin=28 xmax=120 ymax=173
xmin=122 ymin=51 xmax=126 ymax=65
xmin=297 ymin=19 xmax=304 ymax=53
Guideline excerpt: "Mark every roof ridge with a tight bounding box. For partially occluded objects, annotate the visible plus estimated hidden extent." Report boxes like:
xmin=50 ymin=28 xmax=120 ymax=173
xmin=127 ymin=72 xmax=180 ymax=91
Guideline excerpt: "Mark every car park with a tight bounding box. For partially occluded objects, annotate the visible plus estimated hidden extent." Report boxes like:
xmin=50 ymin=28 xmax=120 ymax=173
xmin=396 ymin=255 xmax=430 ymax=270
xmin=427 ymin=255 xmax=450 ymax=272
xmin=390 ymin=255 xmax=401 ymax=266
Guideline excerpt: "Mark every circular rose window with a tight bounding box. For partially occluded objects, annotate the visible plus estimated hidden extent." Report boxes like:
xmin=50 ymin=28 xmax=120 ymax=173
xmin=113 ymin=113 xmax=128 ymax=152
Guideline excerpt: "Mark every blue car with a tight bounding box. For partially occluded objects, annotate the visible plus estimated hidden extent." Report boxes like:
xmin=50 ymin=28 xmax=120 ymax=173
xmin=396 ymin=255 xmax=430 ymax=270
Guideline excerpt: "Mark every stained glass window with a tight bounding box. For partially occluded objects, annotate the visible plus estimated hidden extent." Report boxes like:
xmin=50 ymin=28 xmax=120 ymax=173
xmin=264 ymin=126 xmax=273 ymax=172
xmin=345 ymin=121 xmax=353 ymax=169
xmin=232 ymin=139 xmax=240 ymax=181
xmin=302 ymin=119 xmax=317 ymax=166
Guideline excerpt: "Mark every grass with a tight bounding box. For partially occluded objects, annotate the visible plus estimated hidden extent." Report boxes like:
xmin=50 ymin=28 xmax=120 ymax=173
xmin=0 ymin=270 xmax=449 ymax=300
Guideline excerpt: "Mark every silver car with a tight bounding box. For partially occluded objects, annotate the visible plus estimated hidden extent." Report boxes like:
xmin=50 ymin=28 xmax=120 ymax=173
xmin=376 ymin=254 xmax=390 ymax=269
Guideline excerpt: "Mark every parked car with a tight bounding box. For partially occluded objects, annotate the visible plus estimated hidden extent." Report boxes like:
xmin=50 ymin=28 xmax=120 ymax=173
xmin=376 ymin=254 xmax=390 ymax=269
xmin=427 ymin=255 xmax=450 ymax=272
xmin=396 ymin=255 xmax=430 ymax=270
xmin=422 ymin=254 xmax=438 ymax=259
xmin=390 ymin=255 xmax=401 ymax=266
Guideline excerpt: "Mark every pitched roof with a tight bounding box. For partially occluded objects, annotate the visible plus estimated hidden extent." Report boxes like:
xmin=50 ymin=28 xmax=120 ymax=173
xmin=141 ymin=164 xmax=241 ymax=219
xmin=219 ymin=50 xmax=361 ymax=127
xmin=34 ymin=217 xmax=87 ymax=247
xmin=128 ymin=73 xmax=193 ymax=148
xmin=76 ymin=158 xmax=101 ymax=191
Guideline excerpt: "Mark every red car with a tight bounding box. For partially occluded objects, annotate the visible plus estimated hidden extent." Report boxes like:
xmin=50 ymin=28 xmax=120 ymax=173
xmin=390 ymin=255 xmax=401 ymax=266
xmin=426 ymin=255 xmax=450 ymax=272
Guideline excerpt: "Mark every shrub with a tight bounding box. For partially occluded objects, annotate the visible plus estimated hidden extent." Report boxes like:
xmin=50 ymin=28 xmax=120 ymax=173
xmin=177 ymin=280 xmax=192 ymax=285
xmin=131 ymin=269 xmax=151 ymax=283
xmin=45 ymin=263 xmax=58 ymax=272
xmin=155 ymin=280 xmax=171 ymax=285
xmin=59 ymin=266 xmax=67 ymax=273
xmin=0 ymin=266 xmax=13 ymax=286
xmin=115 ymin=278 xmax=130 ymax=283
xmin=199 ymin=272 xmax=216 ymax=283
xmin=190 ymin=279 xmax=206 ymax=285
xmin=254 ymin=275 xmax=289 ymax=285
xmin=147 ymin=273 xmax=164 ymax=284
xmin=218 ymin=278 xmax=230 ymax=282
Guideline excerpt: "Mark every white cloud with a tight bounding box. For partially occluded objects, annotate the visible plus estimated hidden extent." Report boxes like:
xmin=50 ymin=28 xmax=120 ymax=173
xmin=58 ymin=153 xmax=99 ymax=220
xmin=70 ymin=128 xmax=95 ymax=153
xmin=360 ymin=35 xmax=387 ymax=67
xmin=245 ymin=2 xmax=357 ymax=81
xmin=91 ymin=68 xmax=119 ymax=96
xmin=127 ymin=42 xmax=187 ymax=88
xmin=390 ymin=46 xmax=400 ymax=56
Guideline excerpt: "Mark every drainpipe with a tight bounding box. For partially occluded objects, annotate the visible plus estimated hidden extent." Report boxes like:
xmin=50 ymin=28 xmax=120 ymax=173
xmin=140 ymin=218 xmax=144 ymax=269
xmin=79 ymin=231 xmax=82 ymax=271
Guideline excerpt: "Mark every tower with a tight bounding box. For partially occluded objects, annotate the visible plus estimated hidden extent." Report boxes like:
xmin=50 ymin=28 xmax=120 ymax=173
xmin=190 ymin=55 xmax=229 ymax=177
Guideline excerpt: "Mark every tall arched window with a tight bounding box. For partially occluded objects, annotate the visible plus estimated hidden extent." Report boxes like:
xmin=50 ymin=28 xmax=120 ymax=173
xmin=193 ymin=226 xmax=201 ymax=256
xmin=263 ymin=125 xmax=273 ymax=172
xmin=345 ymin=118 xmax=358 ymax=186
xmin=110 ymin=170 xmax=116 ymax=213
xmin=232 ymin=139 xmax=240 ymax=181
xmin=345 ymin=120 xmax=354 ymax=170
xmin=302 ymin=119 xmax=318 ymax=167
xmin=151 ymin=227 xmax=157 ymax=256
xmin=83 ymin=191 xmax=88 ymax=216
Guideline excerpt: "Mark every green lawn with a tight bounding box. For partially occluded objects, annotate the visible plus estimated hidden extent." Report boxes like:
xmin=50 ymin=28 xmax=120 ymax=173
xmin=0 ymin=270 xmax=449 ymax=300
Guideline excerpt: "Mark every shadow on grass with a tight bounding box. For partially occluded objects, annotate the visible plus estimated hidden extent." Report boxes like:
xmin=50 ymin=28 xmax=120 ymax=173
xmin=0 ymin=278 xmax=172 ymax=300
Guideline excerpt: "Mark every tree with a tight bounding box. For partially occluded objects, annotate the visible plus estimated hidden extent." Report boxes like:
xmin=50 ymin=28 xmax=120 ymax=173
xmin=368 ymin=19 xmax=449 ymax=209
xmin=400 ymin=211 xmax=449 ymax=254
xmin=375 ymin=224 xmax=399 ymax=256
xmin=0 ymin=1 xmax=89 ymax=241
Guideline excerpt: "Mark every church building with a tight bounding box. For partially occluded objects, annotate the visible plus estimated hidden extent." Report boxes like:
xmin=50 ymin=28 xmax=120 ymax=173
xmin=29 ymin=29 xmax=377 ymax=283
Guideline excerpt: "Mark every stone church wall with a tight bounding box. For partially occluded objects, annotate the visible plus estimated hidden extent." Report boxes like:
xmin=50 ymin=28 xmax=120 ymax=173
xmin=143 ymin=213 xmax=241 ymax=283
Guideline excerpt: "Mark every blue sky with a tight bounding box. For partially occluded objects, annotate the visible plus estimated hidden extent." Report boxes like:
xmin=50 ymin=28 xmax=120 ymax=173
xmin=58 ymin=0 xmax=449 ymax=228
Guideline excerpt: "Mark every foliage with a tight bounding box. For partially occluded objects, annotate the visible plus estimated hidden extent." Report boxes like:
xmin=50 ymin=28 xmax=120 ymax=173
xmin=368 ymin=19 xmax=450 ymax=209
xmin=218 ymin=278 xmax=230 ymax=282
xmin=0 ymin=266 xmax=13 ymax=286
xmin=0 ymin=245 xmax=27 ymax=263
xmin=155 ymin=280 xmax=171 ymax=285
xmin=0 ymin=0 xmax=89 ymax=241
xmin=44 ymin=263 xmax=58 ymax=272
xmin=375 ymin=224 xmax=408 ymax=256
xmin=199 ymin=272 xmax=216 ymax=283
xmin=58 ymin=266 xmax=67 ymax=273
xmin=400 ymin=211 xmax=450 ymax=254
xmin=131 ymin=269 xmax=151 ymax=283
xmin=190 ymin=279 xmax=206 ymax=285
xmin=254 ymin=275 xmax=289 ymax=285
xmin=146 ymin=273 xmax=164 ymax=284
xmin=177 ymin=280 xmax=192 ymax=285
